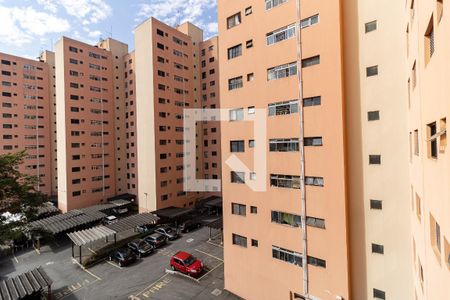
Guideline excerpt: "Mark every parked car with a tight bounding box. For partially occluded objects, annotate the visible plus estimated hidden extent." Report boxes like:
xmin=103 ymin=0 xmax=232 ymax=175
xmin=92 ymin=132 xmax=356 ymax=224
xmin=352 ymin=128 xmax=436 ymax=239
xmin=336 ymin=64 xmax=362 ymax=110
xmin=155 ymin=225 xmax=179 ymax=240
xmin=136 ymin=224 xmax=155 ymax=234
xmin=109 ymin=248 xmax=137 ymax=267
xmin=144 ymin=233 xmax=167 ymax=248
xmin=179 ymin=219 xmax=202 ymax=233
xmin=170 ymin=251 xmax=203 ymax=277
xmin=103 ymin=215 xmax=118 ymax=225
xmin=127 ymin=239 xmax=154 ymax=258
xmin=112 ymin=207 xmax=128 ymax=215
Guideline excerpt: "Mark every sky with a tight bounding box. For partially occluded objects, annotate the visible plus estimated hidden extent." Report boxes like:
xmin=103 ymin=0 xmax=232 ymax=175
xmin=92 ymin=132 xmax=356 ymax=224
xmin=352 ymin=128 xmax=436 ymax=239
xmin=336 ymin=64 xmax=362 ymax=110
xmin=0 ymin=0 xmax=218 ymax=59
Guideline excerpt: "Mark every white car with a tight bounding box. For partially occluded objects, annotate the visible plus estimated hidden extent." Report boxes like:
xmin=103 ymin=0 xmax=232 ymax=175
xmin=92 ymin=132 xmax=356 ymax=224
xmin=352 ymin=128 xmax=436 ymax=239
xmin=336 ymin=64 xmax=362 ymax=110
xmin=103 ymin=215 xmax=118 ymax=225
xmin=112 ymin=207 xmax=128 ymax=215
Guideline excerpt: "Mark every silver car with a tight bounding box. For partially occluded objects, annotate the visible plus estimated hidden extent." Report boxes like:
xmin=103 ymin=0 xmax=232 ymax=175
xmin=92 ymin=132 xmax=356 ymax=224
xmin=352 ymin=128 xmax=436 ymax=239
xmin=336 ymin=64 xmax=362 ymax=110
xmin=155 ymin=225 xmax=179 ymax=240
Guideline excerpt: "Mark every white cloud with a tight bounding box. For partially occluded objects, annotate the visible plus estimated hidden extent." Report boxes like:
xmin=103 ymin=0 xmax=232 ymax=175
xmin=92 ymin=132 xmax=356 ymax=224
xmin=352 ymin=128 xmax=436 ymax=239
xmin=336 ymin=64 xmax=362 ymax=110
xmin=0 ymin=5 xmax=70 ymax=47
xmin=88 ymin=30 xmax=102 ymax=39
xmin=136 ymin=0 xmax=217 ymax=35
xmin=37 ymin=0 xmax=58 ymax=13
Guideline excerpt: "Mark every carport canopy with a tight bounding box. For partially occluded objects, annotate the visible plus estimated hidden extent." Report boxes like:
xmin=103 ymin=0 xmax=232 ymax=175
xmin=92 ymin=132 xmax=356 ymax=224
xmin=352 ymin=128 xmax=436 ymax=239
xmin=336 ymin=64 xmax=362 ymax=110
xmin=206 ymin=217 xmax=223 ymax=230
xmin=67 ymin=225 xmax=117 ymax=247
xmin=152 ymin=206 xmax=194 ymax=219
xmin=105 ymin=213 xmax=159 ymax=233
xmin=0 ymin=267 xmax=52 ymax=300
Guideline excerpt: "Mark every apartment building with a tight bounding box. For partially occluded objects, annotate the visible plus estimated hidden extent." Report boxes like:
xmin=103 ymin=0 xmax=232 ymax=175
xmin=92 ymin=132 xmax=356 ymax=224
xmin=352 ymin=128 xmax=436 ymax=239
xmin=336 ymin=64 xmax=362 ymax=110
xmin=218 ymin=1 xmax=349 ymax=299
xmin=55 ymin=37 xmax=117 ymax=212
xmin=406 ymin=1 xmax=450 ymax=299
xmin=133 ymin=18 xmax=222 ymax=212
xmin=343 ymin=0 xmax=414 ymax=299
xmin=0 ymin=53 xmax=52 ymax=195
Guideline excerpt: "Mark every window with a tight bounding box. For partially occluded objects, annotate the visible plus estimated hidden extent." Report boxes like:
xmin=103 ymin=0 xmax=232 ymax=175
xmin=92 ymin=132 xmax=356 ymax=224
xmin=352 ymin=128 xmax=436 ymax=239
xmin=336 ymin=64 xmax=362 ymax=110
xmin=440 ymin=118 xmax=447 ymax=152
xmin=230 ymin=108 xmax=244 ymax=121
xmin=366 ymin=65 xmax=378 ymax=77
xmin=269 ymin=139 xmax=299 ymax=152
xmin=272 ymin=246 xmax=302 ymax=267
xmin=365 ymin=20 xmax=377 ymax=33
xmin=232 ymin=203 xmax=246 ymax=216
xmin=270 ymin=174 xmax=300 ymax=189
xmin=430 ymin=214 xmax=441 ymax=254
xmin=427 ymin=122 xmax=438 ymax=159
xmin=266 ymin=24 xmax=295 ymax=45
xmin=304 ymin=137 xmax=323 ymax=146
xmin=72 ymin=191 xmax=81 ymax=197
xmin=373 ymin=289 xmax=386 ymax=300
xmin=69 ymin=46 xmax=78 ymax=53
xmin=245 ymin=6 xmax=252 ymax=15
xmin=307 ymin=256 xmax=326 ymax=268
xmin=305 ymin=176 xmax=324 ymax=187
xmin=306 ymin=217 xmax=325 ymax=229
xmin=157 ymin=43 xmax=165 ymax=50
xmin=425 ymin=16 xmax=435 ymax=64
xmin=248 ymin=106 xmax=255 ymax=114
xmin=232 ymin=233 xmax=247 ymax=247
xmin=372 ymin=243 xmax=384 ymax=254
xmin=250 ymin=172 xmax=256 ymax=180
xmin=227 ymin=13 xmax=241 ymax=29
xmin=302 ymin=56 xmax=320 ymax=68
xmin=370 ymin=199 xmax=383 ymax=210
xmin=251 ymin=239 xmax=258 ymax=247
xmin=412 ymin=61 xmax=417 ymax=89
xmin=228 ymin=76 xmax=243 ymax=90
xmin=231 ymin=171 xmax=245 ymax=184
xmin=246 ymin=40 xmax=253 ymax=48
xmin=266 ymin=0 xmax=288 ymax=10
xmin=249 ymin=140 xmax=255 ymax=148
xmin=268 ymin=100 xmax=298 ymax=116
xmin=303 ymin=96 xmax=321 ymax=107
xmin=369 ymin=155 xmax=381 ymax=165
xmin=368 ymin=111 xmax=380 ymax=121
xmin=271 ymin=211 xmax=301 ymax=227
xmin=250 ymin=206 xmax=257 ymax=214
xmin=247 ymin=73 xmax=254 ymax=81
xmin=301 ymin=14 xmax=319 ymax=29
xmin=230 ymin=140 xmax=245 ymax=152
xmin=414 ymin=129 xmax=419 ymax=155
xmin=268 ymin=62 xmax=297 ymax=80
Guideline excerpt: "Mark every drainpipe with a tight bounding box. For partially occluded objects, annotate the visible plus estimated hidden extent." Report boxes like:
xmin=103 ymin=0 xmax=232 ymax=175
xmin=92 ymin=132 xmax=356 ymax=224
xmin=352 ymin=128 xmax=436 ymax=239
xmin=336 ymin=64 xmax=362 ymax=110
xmin=295 ymin=0 xmax=308 ymax=297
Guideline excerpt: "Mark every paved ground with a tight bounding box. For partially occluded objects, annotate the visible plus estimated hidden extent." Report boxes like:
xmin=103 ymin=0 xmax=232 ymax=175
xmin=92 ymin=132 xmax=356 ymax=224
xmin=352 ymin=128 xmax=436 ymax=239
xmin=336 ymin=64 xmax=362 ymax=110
xmin=0 ymin=226 xmax=239 ymax=300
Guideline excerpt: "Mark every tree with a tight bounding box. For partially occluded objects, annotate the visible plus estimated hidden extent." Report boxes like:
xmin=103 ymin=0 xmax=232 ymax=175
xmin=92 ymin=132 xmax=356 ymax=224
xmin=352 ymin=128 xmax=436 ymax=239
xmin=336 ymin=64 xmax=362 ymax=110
xmin=0 ymin=151 xmax=47 ymax=244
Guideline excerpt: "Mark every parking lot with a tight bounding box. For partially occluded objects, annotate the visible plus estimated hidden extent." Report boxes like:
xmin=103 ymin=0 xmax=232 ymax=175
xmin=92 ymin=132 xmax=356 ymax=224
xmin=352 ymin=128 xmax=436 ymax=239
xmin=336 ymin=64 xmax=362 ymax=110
xmin=0 ymin=226 xmax=239 ymax=300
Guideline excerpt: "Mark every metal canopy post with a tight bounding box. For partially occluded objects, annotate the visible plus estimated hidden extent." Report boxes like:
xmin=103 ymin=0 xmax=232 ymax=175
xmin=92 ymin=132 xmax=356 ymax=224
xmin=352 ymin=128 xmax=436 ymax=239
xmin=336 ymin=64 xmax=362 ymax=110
xmin=79 ymin=246 xmax=82 ymax=264
xmin=71 ymin=242 xmax=74 ymax=258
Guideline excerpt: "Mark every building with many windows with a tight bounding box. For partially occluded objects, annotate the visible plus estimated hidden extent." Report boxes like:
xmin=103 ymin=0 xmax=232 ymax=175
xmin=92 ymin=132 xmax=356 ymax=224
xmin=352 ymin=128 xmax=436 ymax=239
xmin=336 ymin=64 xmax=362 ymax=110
xmin=218 ymin=0 xmax=350 ymax=299
xmin=0 ymin=53 xmax=53 ymax=196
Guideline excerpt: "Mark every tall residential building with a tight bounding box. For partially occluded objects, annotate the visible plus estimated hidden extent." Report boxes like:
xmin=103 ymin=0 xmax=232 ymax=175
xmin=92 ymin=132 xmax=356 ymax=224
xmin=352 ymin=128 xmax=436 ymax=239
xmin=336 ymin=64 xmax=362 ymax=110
xmin=344 ymin=0 xmax=413 ymax=299
xmin=0 ymin=53 xmax=53 ymax=196
xmin=218 ymin=1 xmax=350 ymax=299
xmin=406 ymin=1 xmax=450 ymax=299
xmin=55 ymin=37 xmax=117 ymax=212
xmin=134 ymin=18 xmax=221 ymax=212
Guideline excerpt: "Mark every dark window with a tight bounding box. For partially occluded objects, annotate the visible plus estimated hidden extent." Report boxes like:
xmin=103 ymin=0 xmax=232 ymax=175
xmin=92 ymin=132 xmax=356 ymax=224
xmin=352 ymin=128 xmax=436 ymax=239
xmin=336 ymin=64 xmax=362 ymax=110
xmin=301 ymin=55 xmax=320 ymax=68
xmin=156 ymin=29 xmax=165 ymax=36
xmin=306 ymin=217 xmax=325 ymax=229
xmin=366 ymin=65 xmax=378 ymax=77
xmin=230 ymin=140 xmax=245 ymax=152
xmin=369 ymin=155 xmax=381 ymax=164
xmin=370 ymin=200 xmax=383 ymax=210
xmin=157 ymin=43 xmax=165 ymax=50
xmin=251 ymin=239 xmax=258 ymax=247
xmin=373 ymin=289 xmax=386 ymax=300
xmin=307 ymin=256 xmax=326 ymax=268
xmin=231 ymin=171 xmax=245 ymax=184
xmin=303 ymin=96 xmax=321 ymax=107
xmin=427 ymin=122 xmax=438 ymax=159
xmin=246 ymin=40 xmax=253 ymax=48
xmin=250 ymin=206 xmax=257 ymax=214
xmin=227 ymin=12 xmax=241 ymax=29
xmin=365 ymin=20 xmax=377 ymax=33
xmin=232 ymin=233 xmax=247 ymax=247
xmin=304 ymin=137 xmax=323 ymax=146
xmin=372 ymin=243 xmax=384 ymax=254
xmin=368 ymin=111 xmax=380 ymax=121
xmin=231 ymin=203 xmax=246 ymax=216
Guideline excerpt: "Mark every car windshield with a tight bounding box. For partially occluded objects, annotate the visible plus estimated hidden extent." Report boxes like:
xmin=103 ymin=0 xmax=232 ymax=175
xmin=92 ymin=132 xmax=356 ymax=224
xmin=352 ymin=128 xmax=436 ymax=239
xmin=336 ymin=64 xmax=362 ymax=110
xmin=183 ymin=255 xmax=196 ymax=266
xmin=138 ymin=241 xmax=149 ymax=248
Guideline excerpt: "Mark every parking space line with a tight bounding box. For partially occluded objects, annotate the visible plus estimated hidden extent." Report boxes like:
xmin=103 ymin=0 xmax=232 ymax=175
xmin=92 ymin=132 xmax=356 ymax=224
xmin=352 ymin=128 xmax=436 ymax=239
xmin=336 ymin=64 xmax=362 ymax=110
xmin=133 ymin=273 xmax=169 ymax=297
xmin=87 ymin=247 xmax=96 ymax=254
xmin=33 ymin=246 xmax=40 ymax=255
xmin=197 ymin=262 xmax=224 ymax=282
xmin=206 ymin=240 xmax=223 ymax=248
xmin=194 ymin=249 xmax=223 ymax=262
xmin=106 ymin=260 xmax=123 ymax=270
xmin=72 ymin=258 xmax=103 ymax=281
xmin=13 ymin=253 xmax=18 ymax=263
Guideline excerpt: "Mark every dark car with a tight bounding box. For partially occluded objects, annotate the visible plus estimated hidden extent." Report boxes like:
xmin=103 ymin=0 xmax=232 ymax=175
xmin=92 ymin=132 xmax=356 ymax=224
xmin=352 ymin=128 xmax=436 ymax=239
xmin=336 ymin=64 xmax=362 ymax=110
xmin=170 ymin=251 xmax=203 ymax=277
xmin=144 ymin=233 xmax=167 ymax=248
xmin=127 ymin=239 xmax=154 ymax=258
xmin=155 ymin=225 xmax=179 ymax=240
xmin=179 ymin=219 xmax=202 ymax=233
xmin=136 ymin=224 xmax=155 ymax=234
xmin=109 ymin=248 xmax=137 ymax=267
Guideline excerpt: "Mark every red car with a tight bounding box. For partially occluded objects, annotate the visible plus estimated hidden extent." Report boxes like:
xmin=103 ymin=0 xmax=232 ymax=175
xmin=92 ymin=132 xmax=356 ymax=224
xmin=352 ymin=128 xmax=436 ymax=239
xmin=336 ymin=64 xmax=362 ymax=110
xmin=170 ymin=251 xmax=203 ymax=277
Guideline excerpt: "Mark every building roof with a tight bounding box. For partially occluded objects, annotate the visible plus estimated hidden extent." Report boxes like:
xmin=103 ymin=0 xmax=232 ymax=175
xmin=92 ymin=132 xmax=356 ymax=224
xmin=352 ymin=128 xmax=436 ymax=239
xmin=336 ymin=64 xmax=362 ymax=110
xmin=0 ymin=267 xmax=52 ymax=300
xmin=67 ymin=226 xmax=117 ymax=247
xmin=199 ymin=196 xmax=222 ymax=208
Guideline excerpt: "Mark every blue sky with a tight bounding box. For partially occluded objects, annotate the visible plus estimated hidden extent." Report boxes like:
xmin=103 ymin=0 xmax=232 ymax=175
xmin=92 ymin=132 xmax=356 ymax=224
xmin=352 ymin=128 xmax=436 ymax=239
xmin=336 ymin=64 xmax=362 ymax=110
xmin=0 ymin=0 xmax=218 ymax=59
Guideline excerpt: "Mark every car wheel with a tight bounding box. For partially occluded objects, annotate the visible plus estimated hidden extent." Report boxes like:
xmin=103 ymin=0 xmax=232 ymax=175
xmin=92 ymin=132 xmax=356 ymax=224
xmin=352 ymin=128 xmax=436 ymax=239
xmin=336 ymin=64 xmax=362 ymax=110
xmin=119 ymin=261 xmax=123 ymax=267
xmin=171 ymin=265 xmax=175 ymax=271
xmin=109 ymin=256 xmax=112 ymax=261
